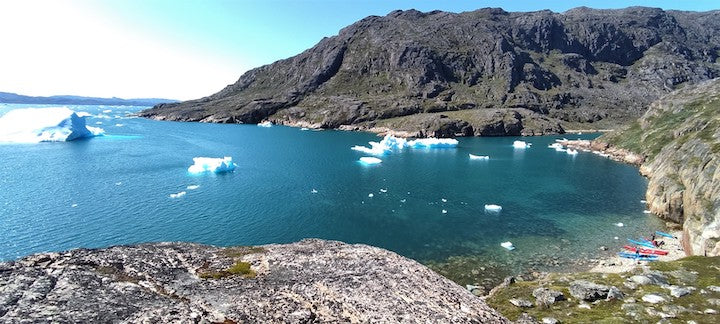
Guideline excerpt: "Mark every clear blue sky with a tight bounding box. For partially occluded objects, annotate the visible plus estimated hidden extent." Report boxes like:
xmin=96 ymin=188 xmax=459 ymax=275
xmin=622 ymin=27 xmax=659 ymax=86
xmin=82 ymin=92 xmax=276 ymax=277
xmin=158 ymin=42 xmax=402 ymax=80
xmin=1 ymin=0 xmax=718 ymax=100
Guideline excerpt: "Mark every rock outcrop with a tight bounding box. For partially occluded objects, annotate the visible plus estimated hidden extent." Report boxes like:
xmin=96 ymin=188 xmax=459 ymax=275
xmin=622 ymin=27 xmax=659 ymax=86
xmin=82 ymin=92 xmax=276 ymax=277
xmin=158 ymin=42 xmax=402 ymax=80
xmin=139 ymin=7 xmax=720 ymax=136
xmin=599 ymin=79 xmax=720 ymax=256
xmin=0 ymin=240 xmax=507 ymax=323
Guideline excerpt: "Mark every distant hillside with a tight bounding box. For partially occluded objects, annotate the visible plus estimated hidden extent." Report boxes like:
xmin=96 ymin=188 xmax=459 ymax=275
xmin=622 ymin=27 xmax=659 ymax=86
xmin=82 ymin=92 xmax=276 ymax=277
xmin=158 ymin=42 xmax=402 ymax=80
xmin=0 ymin=92 xmax=177 ymax=107
xmin=140 ymin=6 xmax=720 ymax=137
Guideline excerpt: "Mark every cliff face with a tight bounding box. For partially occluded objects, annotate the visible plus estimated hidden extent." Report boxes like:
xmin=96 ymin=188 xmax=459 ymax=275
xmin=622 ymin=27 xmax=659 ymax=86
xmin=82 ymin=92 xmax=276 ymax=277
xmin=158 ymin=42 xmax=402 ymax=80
xmin=140 ymin=7 xmax=720 ymax=137
xmin=0 ymin=240 xmax=507 ymax=323
xmin=600 ymin=79 xmax=720 ymax=256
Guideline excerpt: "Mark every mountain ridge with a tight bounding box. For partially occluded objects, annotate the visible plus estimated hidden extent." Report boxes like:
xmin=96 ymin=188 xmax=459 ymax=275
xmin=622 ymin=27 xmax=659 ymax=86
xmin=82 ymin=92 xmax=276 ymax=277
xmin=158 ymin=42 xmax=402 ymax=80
xmin=140 ymin=6 xmax=720 ymax=137
xmin=0 ymin=91 xmax=177 ymax=107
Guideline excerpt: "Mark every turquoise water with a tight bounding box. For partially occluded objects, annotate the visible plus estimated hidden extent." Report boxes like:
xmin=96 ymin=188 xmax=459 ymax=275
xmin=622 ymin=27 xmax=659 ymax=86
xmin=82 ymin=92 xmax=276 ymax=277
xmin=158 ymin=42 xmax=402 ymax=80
xmin=0 ymin=104 xmax=663 ymax=282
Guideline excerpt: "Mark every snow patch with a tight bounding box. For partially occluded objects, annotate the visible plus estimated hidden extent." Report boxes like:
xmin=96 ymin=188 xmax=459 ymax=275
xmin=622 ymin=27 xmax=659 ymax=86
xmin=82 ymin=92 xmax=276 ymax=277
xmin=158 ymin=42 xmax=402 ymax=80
xmin=188 ymin=157 xmax=237 ymax=174
xmin=0 ymin=107 xmax=104 ymax=143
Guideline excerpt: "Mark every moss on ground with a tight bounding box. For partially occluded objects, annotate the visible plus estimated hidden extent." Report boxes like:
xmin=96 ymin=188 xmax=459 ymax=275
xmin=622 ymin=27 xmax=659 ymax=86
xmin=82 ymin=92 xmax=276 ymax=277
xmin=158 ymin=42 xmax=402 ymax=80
xmin=486 ymin=256 xmax=720 ymax=323
xmin=199 ymin=261 xmax=256 ymax=279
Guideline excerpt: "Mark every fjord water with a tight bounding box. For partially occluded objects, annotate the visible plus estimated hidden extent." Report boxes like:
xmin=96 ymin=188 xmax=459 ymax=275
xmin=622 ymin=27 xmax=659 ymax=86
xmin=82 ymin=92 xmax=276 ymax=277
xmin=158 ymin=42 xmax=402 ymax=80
xmin=0 ymin=104 xmax=662 ymax=282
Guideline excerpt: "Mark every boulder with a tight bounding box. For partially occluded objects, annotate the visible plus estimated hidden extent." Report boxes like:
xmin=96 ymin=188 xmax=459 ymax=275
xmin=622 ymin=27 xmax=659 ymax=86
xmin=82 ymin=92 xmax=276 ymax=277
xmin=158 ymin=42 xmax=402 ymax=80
xmin=569 ymin=280 xmax=611 ymax=301
xmin=532 ymin=287 xmax=566 ymax=306
xmin=510 ymin=298 xmax=534 ymax=308
xmin=641 ymin=294 xmax=667 ymax=304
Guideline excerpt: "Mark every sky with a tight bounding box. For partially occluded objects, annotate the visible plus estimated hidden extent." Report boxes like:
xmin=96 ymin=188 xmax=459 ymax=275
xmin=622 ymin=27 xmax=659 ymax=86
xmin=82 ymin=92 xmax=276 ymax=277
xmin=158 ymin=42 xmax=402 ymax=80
xmin=0 ymin=0 xmax=718 ymax=100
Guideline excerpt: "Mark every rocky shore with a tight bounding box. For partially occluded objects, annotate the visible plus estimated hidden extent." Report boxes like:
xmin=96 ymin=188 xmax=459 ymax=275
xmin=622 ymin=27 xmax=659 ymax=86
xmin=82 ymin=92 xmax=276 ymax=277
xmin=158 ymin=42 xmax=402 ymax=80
xmin=0 ymin=240 xmax=507 ymax=323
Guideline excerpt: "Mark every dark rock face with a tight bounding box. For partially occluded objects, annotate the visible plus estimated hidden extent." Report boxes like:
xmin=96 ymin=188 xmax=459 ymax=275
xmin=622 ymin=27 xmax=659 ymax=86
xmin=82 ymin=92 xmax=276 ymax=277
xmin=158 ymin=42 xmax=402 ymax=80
xmin=140 ymin=7 xmax=720 ymax=136
xmin=0 ymin=240 xmax=507 ymax=323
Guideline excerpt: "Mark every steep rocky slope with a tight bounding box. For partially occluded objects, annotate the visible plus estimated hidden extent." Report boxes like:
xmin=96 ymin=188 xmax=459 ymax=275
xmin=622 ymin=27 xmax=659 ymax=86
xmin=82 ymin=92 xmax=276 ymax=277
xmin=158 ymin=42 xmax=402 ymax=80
xmin=599 ymin=79 xmax=720 ymax=256
xmin=0 ymin=240 xmax=507 ymax=323
xmin=140 ymin=7 xmax=720 ymax=136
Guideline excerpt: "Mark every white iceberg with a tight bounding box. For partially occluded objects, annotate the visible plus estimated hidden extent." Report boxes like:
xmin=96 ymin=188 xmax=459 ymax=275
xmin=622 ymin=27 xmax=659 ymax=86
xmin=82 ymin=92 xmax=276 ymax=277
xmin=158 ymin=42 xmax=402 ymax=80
xmin=485 ymin=204 xmax=502 ymax=212
xmin=186 ymin=185 xmax=200 ymax=190
xmin=406 ymin=137 xmax=458 ymax=148
xmin=257 ymin=121 xmax=272 ymax=127
xmin=368 ymin=193 xmax=374 ymax=198
xmin=380 ymin=188 xmax=388 ymax=193
xmin=351 ymin=134 xmax=457 ymax=155
xmin=359 ymin=157 xmax=382 ymax=165
xmin=469 ymin=154 xmax=489 ymax=160
xmin=442 ymin=209 xmax=447 ymax=214
xmin=548 ymin=143 xmax=566 ymax=151
xmin=615 ymin=222 xmax=624 ymax=227
xmin=169 ymin=191 xmax=186 ymax=198
xmin=188 ymin=157 xmax=237 ymax=174
xmin=513 ymin=141 xmax=531 ymax=149
xmin=501 ymin=242 xmax=515 ymax=250
xmin=0 ymin=107 xmax=104 ymax=143
xmin=643 ymin=210 xmax=652 ymax=214
xmin=311 ymin=189 xmax=318 ymax=194
xmin=300 ymin=127 xmax=310 ymax=131
xmin=566 ymin=149 xmax=578 ymax=155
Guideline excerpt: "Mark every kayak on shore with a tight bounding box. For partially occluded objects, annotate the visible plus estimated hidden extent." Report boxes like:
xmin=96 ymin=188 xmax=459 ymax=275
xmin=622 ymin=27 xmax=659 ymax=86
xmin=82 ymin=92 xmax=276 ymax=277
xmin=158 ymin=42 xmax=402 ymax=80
xmin=622 ymin=245 xmax=668 ymax=255
xmin=628 ymin=238 xmax=656 ymax=249
xmin=655 ymin=230 xmax=677 ymax=239
xmin=617 ymin=252 xmax=659 ymax=261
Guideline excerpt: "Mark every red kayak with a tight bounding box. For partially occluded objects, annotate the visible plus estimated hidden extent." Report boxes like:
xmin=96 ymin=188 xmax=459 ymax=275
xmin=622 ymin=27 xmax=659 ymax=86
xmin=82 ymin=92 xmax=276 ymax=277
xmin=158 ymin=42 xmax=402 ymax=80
xmin=623 ymin=245 xmax=668 ymax=255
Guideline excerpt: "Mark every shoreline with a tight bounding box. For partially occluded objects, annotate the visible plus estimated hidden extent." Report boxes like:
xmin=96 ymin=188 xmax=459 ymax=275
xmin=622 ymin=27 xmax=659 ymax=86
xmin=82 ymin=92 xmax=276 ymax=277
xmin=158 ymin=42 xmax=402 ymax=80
xmin=588 ymin=230 xmax=685 ymax=273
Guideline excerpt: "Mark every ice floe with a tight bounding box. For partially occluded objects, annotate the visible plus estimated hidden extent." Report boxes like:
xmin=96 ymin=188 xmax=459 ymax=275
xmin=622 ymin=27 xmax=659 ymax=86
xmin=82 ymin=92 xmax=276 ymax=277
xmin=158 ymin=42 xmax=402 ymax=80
xmin=501 ymin=242 xmax=515 ymax=250
xmin=169 ymin=191 xmax=186 ymax=198
xmin=311 ymin=189 xmax=318 ymax=194
xmin=615 ymin=222 xmax=624 ymax=227
xmin=186 ymin=185 xmax=200 ymax=190
xmin=359 ymin=157 xmax=382 ymax=165
xmin=441 ymin=198 xmax=447 ymax=202
xmin=469 ymin=154 xmax=489 ymax=160
xmin=485 ymin=204 xmax=502 ymax=212
xmin=300 ymin=127 xmax=310 ymax=131
xmin=548 ymin=143 xmax=566 ymax=152
xmin=566 ymin=148 xmax=578 ymax=155
xmin=512 ymin=141 xmax=531 ymax=149
xmin=187 ymin=157 xmax=237 ymax=174
xmin=257 ymin=121 xmax=272 ymax=127
xmin=442 ymin=209 xmax=447 ymax=214
xmin=643 ymin=210 xmax=652 ymax=214
xmin=380 ymin=188 xmax=388 ymax=193
xmin=0 ymin=107 xmax=104 ymax=143
xmin=351 ymin=134 xmax=457 ymax=155
xmin=368 ymin=193 xmax=374 ymax=198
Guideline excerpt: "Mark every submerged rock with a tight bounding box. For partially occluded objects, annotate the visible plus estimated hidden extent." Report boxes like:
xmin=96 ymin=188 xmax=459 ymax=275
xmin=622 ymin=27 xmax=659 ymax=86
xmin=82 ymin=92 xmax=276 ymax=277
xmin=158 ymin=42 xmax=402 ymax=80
xmin=0 ymin=240 xmax=508 ymax=323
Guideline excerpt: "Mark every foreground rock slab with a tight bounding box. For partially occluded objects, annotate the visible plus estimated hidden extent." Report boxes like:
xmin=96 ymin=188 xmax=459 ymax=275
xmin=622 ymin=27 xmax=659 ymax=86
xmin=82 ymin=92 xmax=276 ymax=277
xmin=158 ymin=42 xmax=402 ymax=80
xmin=0 ymin=240 xmax=507 ymax=323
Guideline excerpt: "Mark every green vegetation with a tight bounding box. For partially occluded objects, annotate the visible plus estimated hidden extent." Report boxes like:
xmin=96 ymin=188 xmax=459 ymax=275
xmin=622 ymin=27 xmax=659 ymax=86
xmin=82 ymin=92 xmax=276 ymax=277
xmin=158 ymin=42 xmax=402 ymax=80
xmin=486 ymin=256 xmax=720 ymax=323
xmin=199 ymin=261 xmax=256 ymax=279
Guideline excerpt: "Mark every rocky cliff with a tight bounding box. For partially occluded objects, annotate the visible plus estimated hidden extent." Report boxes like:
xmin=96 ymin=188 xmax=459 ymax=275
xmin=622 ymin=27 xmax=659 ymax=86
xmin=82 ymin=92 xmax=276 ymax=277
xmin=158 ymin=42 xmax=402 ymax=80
xmin=140 ymin=7 xmax=720 ymax=137
xmin=599 ymin=79 xmax=720 ymax=256
xmin=0 ymin=240 xmax=507 ymax=323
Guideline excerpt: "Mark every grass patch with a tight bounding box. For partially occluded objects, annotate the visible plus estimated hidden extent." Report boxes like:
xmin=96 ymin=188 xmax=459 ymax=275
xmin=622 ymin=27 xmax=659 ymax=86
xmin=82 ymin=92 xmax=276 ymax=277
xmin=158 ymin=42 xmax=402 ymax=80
xmin=199 ymin=261 xmax=256 ymax=279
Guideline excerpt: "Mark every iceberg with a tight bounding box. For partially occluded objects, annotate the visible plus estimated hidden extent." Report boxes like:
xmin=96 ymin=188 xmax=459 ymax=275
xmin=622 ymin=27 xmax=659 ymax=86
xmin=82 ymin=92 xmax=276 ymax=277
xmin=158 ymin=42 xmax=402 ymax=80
xmin=500 ymin=242 xmax=515 ymax=250
xmin=442 ymin=209 xmax=447 ymax=214
xmin=548 ymin=143 xmax=566 ymax=151
xmin=359 ymin=157 xmax=382 ymax=165
xmin=169 ymin=191 xmax=186 ymax=198
xmin=469 ymin=154 xmax=489 ymax=160
xmin=0 ymin=107 xmax=104 ymax=143
xmin=566 ymin=149 xmax=578 ymax=155
xmin=257 ymin=121 xmax=273 ymax=127
xmin=188 ymin=157 xmax=237 ymax=174
xmin=186 ymin=185 xmax=200 ymax=190
xmin=513 ymin=141 xmax=531 ymax=149
xmin=615 ymin=222 xmax=624 ymax=227
xmin=351 ymin=134 xmax=457 ymax=155
xmin=406 ymin=138 xmax=458 ymax=148
xmin=485 ymin=204 xmax=502 ymax=212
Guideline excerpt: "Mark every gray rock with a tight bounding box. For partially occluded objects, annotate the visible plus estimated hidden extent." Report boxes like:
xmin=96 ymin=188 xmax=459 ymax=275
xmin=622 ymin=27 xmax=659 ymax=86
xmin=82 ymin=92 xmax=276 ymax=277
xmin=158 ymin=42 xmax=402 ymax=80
xmin=606 ymin=286 xmax=624 ymax=300
xmin=533 ymin=287 xmax=566 ymax=306
xmin=516 ymin=312 xmax=540 ymax=324
xmin=630 ymin=271 xmax=668 ymax=286
xmin=645 ymin=307 xmax=674 ymax=318
xmin=661 ymin=305 xmax=688 ymax=317
xmin=510 ymin=298 xmax=534 ymax=308
xmin=665 ymin=285 xmax=694 ymax=298
xmin=569 ymin=280 xmax=611 ymax=301
xmin=642 ymin=294 xmax=667 ymax=304
xmin=707 ymin=298 xmax=720 ymax=306
xmin=542 ymin=317 xmax=560 ymax=324
xmin=708 ymin=286 xmax=720 ymax=293
xmin=705 ymin=308 xmax=718 ymax=314
xmin=0 ymin=240 xmax=508 ymax=323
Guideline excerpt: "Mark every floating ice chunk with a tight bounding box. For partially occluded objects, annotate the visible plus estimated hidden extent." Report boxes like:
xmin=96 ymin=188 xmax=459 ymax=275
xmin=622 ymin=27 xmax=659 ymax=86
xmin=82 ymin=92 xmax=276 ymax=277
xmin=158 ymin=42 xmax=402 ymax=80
xmin=643 ymin=210 xmax=652 ymax=214
xmin=406 ymin=138 xmax=458 ymax=148
xmin=501 ymin=242 xmax=515 ymax=250
xmin=469 ymin=154 xmax=489 ymax=160
xmin=512 ymin=141 xmax=531 ymax=149
xmin=614 ymin=236 xmax=619 ymax=240
xmin=300 ymin=127 xmax=309 ymax=131
xmin=442 ymin=209 xmax=447 ymax=214
xmin=257 ymin=121 xmax=273 ymax=127
xmin=566 ymin=149 xmax=578 ymax=155
xmin=380 ymin=188 xmax=388 ymax=193
xmin=0 ymin=107 xmax=105 ymax=143
xmin=311 ymin=189 xmax=318 ymax=194
xmin=359 ymin=157 xmax=382 ymax=165
xmin=640 ymin=200 xmax=647 ymax=203
xmin=188 ymin=157 xmax=237 ymax=174
xmin=485 ymin=204 xmax=502 ymax=212
xmin=169 ymin=191 xmax=186 ymax=198
xmin=368 ymin=193 xmax=374 ymax=198
xmin=615 ymin=222 xmax=624 ymax=227
xmin=548 ymin=143 xmax=563 ymax=149
xmin=102 ymin=109 xmax=112 ymax=113
xmin=71 ymin=203 xmax=78 ymax=208
xmin=400 ymin=199 xmax=406 ymax=203
xmin=441 ymin=198 xmax=447 ymax=202
xmin=186 ymin=185 xmax=200 ymax=190
xmin=96 ymin=121 xmax=103 ymax=125
xmin=114 ymin=123 xmax=124 ymax=127
xmin=115 ymin=182 xmax=123 ymax=186
xmin=352 ymin=144 xmax=387 ymax=155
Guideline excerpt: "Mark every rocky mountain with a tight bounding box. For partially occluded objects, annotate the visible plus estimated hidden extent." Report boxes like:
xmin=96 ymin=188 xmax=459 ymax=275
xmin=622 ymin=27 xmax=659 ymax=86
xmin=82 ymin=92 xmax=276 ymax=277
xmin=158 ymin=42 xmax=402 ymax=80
xmin=594 ymin=78 xmax=720 ymax=257
xmin=140 ymin=7 xmax=720 ymax=137
xmin=0 ymin=92 xmax=176 ymax=107
xmin=0 ymin=240 xmax=507 ymax=323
